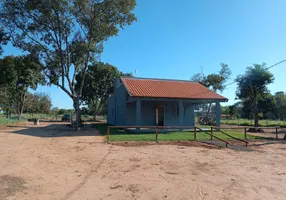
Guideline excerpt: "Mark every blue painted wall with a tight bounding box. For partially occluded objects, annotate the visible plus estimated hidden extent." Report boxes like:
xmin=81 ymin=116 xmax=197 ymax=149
xmin=107 ymin=79 xmax=195 ymax=126
xmin=114 ymin=83 xmax=127 ymax=125
xmin=125 ymin=101 xmax=157 ymax=126
xmin=124 ymin=101 xmax=195 ymax=126
xmin=107 ymin=95 xmax=115 ymax=125
xmin=107 ymin=79 xmax=128 ymax=125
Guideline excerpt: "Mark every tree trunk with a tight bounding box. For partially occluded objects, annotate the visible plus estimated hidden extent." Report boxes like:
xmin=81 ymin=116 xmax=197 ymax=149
xmin=18 ymin=113 xmax=21 ymax=121
xmin=93 ymin=112 xmax=96 ymax=121
xmin=206 ymin=103 xmax=212 ymax=118
xmin=254 ymin=99 xmax=259 ymax=127
xmin=253 ymin=90 xmax=259 ymax=127
xmin=73 ymin=98 xmax=80 ymax=131
xmin=16 ymin=90 xmax=26 ymax=121
xmin=6 ymin=109 xmax=9 ymax=119
xmin=254 ymin=113 xmax=259 ymax=127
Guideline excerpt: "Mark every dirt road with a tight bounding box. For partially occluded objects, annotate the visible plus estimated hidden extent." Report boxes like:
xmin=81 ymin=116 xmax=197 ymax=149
xmin=1 ymin=123 xmax=286 ymax=200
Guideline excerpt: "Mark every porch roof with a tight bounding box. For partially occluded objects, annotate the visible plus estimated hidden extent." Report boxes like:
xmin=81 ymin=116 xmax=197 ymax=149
xmin=121 ymin=77 xmax=228 ymax=102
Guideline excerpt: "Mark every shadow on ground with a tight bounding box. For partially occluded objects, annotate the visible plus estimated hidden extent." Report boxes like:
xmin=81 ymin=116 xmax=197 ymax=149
xmin=11 ymin=124 xmax=102 ymax=138
xmin=251 ymin=140 xmax=286 ymax=147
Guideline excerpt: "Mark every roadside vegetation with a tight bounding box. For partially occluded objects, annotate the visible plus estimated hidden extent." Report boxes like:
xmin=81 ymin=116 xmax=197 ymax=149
xmin=221 ymin=119 xmax=286 ymax=127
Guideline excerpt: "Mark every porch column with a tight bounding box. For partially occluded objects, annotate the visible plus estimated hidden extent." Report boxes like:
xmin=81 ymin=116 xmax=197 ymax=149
xmin=179 ymin=101 xmax=184 ymax=126
xmin=190 ymin=103 xmax=195 ymax=127
xmin=136 ymin=99 xmax=141 ymax=131
xmin=216 ymin=102 xmax=221 ymax=128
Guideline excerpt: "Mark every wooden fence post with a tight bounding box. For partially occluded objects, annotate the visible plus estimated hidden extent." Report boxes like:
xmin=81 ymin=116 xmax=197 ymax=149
xmin=194 ymin=127 xmax=197 ymax=141
xmin=156 ymin=127 xmax=158 ymax=143
xmin=244 ymin=128 xmax=247 ymax=139
xmin=211 ymin=127 xmax=213 ymax=140
xmin=107 ymin=127 xmax=110 ymax=143
xmin=276 ymin=127 xmax=278 ymax=140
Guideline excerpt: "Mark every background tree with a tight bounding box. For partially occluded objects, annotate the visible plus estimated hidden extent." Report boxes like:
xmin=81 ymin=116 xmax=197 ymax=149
xmin=76 ymin=62 xmax=132 ymax=120
xmin=274 ymin=92 xmax=286 ymax=121
xmin=229 ymin=104 xmax=239 ymax=119
xmin=236 ymin=64 xmax=274 ymax=127
xmin=221 ymin=106 xmax=230 ymax=118
xmin=0 ymin=55 xmax=44 ymax=120
xmin=24 ymin=93 xmax=52 ymax=115
xmin=191 ymin=63 xmax=232 ymax=118
xmin=24 ymin=93 xmax=40 ymax=115
xmin=0 ymin=0 xmax=137 ymax=129
xmin=257 ymin=93 xmax=276 ymax=120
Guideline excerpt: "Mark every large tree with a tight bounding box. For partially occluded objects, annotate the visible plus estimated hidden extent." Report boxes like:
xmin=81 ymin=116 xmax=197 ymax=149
xmin=0 ymin=55 xmax=44 ymax=120
xmin=0 ymin=28 xmax=9 ymax=55
xmin=76 ymin=62 xmax=131 ymax=120
xmin=191 ymin=63 xmax=231 ymax=119
xmin=191 ymin=63 xmax=231 ymax=92
xmin=0 ymin=0 xmax=136 ymax=129
xmin=236 ymin=64 xmax=274 ymax=127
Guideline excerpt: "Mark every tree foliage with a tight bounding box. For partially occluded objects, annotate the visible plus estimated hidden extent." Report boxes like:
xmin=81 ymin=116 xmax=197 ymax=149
xmin=76 ymin=62 xmax=132 ymax=119
xmin=24 ymin=93 xmax=52 ymax=115
xmin=236 ymin=64 xmax=274 ymax=127
xmin=191 ymin=63 xmax=231 ymax=92
xmin=274 ymin=92 xmax=286 ymax=120
xmin=191 ymin=63 xmax=231 ymax=119
xmin=0 ymin=55 xmax=44 ymax=119
xmin=0 ymin=28 xmax=9 ymax=55
xmin=0 ymin=0 xmax=137 ymax=127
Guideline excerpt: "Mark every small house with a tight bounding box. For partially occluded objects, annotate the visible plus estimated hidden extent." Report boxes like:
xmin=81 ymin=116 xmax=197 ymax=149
xmin=107 ymin=77 xmax=228 ymax=128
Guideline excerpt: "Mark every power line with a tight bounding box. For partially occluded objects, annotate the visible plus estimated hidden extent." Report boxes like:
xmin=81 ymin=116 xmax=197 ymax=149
xmin=266 ymin=59 xmax=286 ymax=70
xmin=190 ymin=58 xmax=286 ymax=98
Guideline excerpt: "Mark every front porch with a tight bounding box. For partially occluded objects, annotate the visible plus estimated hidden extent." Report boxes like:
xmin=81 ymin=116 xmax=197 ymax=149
xmin=125 ymin=98 xmax=222 ymax=129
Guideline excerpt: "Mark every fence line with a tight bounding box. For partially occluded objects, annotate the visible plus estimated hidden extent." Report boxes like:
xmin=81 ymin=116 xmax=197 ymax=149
xmin=106 ymin=125 xmax=284 ymax=146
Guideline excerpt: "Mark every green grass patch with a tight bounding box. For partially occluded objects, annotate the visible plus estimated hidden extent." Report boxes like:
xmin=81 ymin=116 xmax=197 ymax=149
xmin=93 ymin=123 xmax=263 ymax=142
xmin=0 ymin=115 xmax=25 ymax=125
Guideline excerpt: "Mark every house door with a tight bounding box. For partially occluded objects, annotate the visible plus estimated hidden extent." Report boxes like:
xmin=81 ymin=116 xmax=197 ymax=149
xmin=156 ymin=106 xmax=165 ymax=126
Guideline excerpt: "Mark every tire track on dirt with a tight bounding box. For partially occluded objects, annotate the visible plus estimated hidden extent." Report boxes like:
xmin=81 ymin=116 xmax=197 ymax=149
xmin=60 ymin=145 xmax=112 ymax=200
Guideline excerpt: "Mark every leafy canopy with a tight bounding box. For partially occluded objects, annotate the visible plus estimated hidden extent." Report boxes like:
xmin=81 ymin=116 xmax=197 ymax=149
xmin=191 ymin=63 xmax=231 ymax=92
xmin=0 ymin=0 xmax=137 ymax=100
xmin=236 ymin=63 xmax=274 ymax=126
xmin=0 ymin=55 xmax=44 ymax=118
xmin=236 ymin=64 xmax=274 ymax=100
xmin=76 ymin=62 xmax=131 ymax=117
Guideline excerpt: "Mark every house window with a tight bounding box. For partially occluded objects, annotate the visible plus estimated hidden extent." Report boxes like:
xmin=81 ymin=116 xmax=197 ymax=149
xmin=177 ymin=107 xmax=179 ymax=117
xmin=112 ymin=108 xmax=115 ymax=116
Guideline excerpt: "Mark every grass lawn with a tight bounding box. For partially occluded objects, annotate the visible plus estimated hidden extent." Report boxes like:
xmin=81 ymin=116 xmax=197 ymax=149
xmin=221 ymin=119 xmax=286 ymax=127
xmin=0 ymin=115 xmax=25 ymax=125
xmin=94 ymin=123 xmax=264 ymax=142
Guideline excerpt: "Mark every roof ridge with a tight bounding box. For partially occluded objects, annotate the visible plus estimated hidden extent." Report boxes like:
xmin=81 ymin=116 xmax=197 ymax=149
xmin=121 ymin=77 xmax=198 ymax=83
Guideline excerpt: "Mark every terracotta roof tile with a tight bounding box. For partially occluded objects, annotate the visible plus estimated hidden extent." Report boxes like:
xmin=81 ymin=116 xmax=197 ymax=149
xmin=121 ymin=78 xmax=228 ymax=101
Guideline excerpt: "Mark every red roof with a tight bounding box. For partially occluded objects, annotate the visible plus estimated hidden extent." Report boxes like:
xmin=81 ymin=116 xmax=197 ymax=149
xmin=121 ymin=78 xmax=228 ymax=101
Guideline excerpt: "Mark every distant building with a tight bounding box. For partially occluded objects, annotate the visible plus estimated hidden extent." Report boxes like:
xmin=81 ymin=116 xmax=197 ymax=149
xmin=107 ymin=77 xmax=228 ymax=127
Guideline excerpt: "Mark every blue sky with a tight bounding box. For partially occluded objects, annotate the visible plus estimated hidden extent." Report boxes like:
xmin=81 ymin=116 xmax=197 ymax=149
xmin=2 ymin=0 xmax=286 ymax=109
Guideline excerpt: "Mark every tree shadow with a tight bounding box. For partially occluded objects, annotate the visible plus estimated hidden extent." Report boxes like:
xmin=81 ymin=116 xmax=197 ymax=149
xmin=11 ymin=124 xmax=102 ymax=138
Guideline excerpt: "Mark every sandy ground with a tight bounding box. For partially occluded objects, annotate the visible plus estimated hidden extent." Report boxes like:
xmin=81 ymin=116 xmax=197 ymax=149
xmin=1 ymin=123 xmax=286 ymax=200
